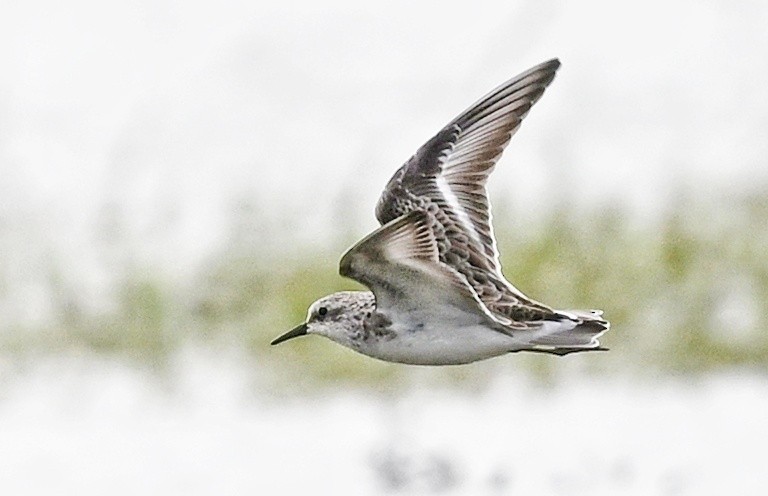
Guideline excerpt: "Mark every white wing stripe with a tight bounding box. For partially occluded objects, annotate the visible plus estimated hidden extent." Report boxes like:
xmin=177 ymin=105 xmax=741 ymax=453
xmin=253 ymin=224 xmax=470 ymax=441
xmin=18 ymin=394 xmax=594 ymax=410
xmin=435 ymin=173 xmax=484 ymax=247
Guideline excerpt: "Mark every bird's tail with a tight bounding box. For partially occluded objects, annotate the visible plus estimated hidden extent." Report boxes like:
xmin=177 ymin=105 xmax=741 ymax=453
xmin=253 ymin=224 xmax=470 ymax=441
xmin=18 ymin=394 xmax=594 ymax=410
xmin=515 ymin=309 xmax=610 ymax=356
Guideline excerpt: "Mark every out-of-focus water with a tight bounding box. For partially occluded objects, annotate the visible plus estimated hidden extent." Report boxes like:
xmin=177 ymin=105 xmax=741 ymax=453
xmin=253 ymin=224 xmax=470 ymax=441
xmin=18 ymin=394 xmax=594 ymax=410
xmin=0 ymin=351 xmax=764 ymax=495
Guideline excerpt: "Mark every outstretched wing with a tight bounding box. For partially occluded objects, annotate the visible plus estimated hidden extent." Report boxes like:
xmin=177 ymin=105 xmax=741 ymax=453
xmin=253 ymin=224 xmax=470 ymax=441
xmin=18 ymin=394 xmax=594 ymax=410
xmin=375 ymin=59 xmax=561 ymax=321
xmin=339 ymin=210 xmax=513 ymax=328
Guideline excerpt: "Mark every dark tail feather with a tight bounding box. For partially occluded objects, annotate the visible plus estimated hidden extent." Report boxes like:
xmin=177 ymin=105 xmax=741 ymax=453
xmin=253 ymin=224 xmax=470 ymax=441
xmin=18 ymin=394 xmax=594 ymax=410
xmin=512 ymin=310 xmax=610 ymax=356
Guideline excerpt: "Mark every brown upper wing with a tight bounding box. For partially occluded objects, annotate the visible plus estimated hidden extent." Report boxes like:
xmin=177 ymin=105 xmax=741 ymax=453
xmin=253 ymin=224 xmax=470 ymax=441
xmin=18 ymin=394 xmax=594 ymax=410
xmin=375 ymin=59 xmax=561 ymax=321
xmin=339 ymin=210 xmax=513 ymax=328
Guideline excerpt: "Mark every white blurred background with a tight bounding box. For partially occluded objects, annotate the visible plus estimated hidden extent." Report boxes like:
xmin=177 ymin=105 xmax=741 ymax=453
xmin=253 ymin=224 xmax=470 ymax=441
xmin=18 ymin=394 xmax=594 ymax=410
xmin=1 ymin=0 xmax=767 ymax=494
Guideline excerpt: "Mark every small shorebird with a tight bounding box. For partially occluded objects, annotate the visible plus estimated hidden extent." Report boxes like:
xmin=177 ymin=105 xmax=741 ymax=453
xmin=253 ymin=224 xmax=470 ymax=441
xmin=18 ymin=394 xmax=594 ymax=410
xmin=271 ymin=59 xmax=609 ymax=365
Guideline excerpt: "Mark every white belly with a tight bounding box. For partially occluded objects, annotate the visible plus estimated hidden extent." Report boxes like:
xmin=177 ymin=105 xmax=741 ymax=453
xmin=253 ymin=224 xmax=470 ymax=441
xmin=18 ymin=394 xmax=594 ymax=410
xmin=360 ymin=318 xmax=518 ymax=365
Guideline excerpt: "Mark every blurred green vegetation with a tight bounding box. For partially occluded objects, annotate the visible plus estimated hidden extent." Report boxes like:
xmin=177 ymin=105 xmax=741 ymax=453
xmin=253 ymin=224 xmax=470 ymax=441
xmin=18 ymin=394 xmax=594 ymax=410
xmin=2 ymin=189 xmax=767 ymax=389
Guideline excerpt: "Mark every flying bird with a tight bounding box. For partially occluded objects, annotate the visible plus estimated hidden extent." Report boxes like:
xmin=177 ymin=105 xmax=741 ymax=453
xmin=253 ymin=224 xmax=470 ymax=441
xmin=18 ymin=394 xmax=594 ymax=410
xmin=271 ymin=59 xmax=609 ymax=365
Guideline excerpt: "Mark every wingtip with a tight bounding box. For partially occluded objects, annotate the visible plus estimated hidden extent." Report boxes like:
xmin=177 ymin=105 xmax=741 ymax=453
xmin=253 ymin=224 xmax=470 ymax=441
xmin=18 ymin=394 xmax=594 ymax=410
xmin=529 ymin=58 xmax=561 ymax=73
xmin=543 ymin=57 xmax=561 ymax=68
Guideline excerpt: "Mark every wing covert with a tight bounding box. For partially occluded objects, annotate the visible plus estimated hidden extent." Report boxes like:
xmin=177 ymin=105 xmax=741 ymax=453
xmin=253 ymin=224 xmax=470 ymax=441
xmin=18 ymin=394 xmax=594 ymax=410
xmin=339 ymin=211 xmax=512 ymax=327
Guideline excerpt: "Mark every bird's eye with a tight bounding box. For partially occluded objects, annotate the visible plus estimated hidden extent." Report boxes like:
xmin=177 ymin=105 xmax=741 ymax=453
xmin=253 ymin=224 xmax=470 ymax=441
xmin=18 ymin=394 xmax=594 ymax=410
xmin=318 ymin=307 xmax=328 ymax=317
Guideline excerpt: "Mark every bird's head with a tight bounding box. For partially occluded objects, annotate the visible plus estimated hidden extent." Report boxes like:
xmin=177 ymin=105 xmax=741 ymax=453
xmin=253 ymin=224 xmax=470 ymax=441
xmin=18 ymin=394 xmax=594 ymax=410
xmin=271 ymin=291 xmax=371 ymax=348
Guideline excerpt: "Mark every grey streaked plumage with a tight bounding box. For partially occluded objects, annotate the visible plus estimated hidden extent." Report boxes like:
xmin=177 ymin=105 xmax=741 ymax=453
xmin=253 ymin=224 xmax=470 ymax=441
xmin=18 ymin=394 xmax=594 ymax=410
xmin=272 ymin=59 xmax=609 ymax=365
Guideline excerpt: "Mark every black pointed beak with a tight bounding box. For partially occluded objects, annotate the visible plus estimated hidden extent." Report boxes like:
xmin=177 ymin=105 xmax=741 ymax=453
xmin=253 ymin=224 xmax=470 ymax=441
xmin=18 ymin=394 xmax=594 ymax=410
xmin=271 ymin=323 xmax=308 ymax=346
